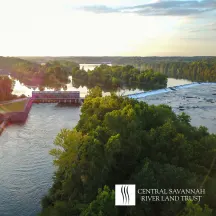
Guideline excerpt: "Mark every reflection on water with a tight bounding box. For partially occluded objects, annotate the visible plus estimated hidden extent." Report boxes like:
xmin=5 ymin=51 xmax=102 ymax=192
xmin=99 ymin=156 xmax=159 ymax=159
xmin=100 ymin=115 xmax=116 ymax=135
xmin=12 ymin=76 xmax=191 ymax=98
xmin=0 ymin=105 xmax=81 ymax=216
xmin=12 ymin=63 xmax=192 ymax=98
xmin=12 ymin=76 xmax=88 ymax=98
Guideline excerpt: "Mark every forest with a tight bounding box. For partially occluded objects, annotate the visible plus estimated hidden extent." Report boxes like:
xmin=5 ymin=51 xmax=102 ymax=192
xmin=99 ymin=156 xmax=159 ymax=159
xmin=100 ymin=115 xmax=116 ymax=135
xmin=72 ymin=64 xmax=167 ymax=88
xmin=17 ymin=56 xmax=216 ymax=82
xmin=20 ymin=56 xmax=216 ymax=65
xmin=138 ymin=58 xmax=216 ymax=82
xmin=0 ymin=57 xmax=79 ymax=90
xmin=2 ymin=56 xmax=216 ymax=87
xmin=40 ymin=87 xmax=216 ymax=216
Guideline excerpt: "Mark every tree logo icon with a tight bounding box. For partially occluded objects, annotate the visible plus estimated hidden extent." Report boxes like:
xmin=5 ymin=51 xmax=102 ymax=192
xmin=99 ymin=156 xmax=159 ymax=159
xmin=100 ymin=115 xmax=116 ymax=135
xmin=115 ymin=184 xmax=136 ymax=206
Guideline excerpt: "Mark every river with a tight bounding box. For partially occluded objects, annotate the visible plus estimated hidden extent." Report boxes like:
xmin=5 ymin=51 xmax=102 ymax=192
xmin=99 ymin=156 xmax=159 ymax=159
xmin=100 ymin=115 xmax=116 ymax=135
xmin=0 ymin=64 xmax=215 ymax=216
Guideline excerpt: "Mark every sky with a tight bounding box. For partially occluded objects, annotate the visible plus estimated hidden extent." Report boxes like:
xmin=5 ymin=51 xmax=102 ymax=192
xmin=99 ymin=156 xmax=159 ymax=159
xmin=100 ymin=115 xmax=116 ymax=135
xmin=0 ymin=0 xmax=215 ymax=56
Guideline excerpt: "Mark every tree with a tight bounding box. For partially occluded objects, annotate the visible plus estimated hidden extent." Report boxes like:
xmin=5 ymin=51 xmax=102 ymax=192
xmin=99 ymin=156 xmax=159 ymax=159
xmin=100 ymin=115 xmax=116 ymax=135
xmin=87 ymin=86 xmax=102 ymax=98
xmin=40 ymin=89 xmax=216 ymax=216
xmin=0 ymin=76 xmax=15 ymax=101
xmin=80 ymin=186 xmax=118 ymax=216
xmin=179 ymin=201 xmax=212 ymax=216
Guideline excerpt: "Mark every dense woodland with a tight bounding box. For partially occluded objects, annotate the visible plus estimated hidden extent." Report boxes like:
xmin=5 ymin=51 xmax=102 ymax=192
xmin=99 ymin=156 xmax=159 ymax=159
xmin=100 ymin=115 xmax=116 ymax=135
xmin=40 ymin=87 xmax=216 ymax=216
xmin=20 ymin=56 xmax=216 ymax=64
xmin=0 ymin=57 xmax=79 ymax=90
xmin=139 ymin=58 xmax=216 ymax=82
xmin=1 ymin=56 xmax=216 ymax=88
xmin=18 ymin=56 xmax=216 ymax=82
xmin=72 ymin=64 xmax=167 ymax=88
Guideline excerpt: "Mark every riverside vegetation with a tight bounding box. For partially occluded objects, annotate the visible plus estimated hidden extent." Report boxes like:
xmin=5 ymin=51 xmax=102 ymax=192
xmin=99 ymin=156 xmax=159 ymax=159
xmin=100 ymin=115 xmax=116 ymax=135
xmin=0 ymin=57 xmax=167 ymax=92
xmin=0 ymin=76 xmax=16 ymax=101
xmin=40 ymin=87 xmax=216 ymax=216
xmin=0 ymin=56 xmax=79 ymax=90
xmin=20 ymin=56 xmax=216 ymax=82
xmin=72 ymin=64 xmax=167 ymax=89
xmin=2 ymin=56 xmax=216 ymax=215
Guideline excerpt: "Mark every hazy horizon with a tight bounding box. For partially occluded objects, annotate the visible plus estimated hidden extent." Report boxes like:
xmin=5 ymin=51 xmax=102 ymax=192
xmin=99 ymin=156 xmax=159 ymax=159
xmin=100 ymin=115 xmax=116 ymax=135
xmin=13 ymin=55 xmax=216 ymax=57
xmin=0 ymin=0 xmax=215 ymax=56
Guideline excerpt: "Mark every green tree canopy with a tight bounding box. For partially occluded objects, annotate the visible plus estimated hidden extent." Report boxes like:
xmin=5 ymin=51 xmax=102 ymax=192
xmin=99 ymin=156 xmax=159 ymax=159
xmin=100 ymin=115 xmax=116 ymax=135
xmin=40 ymin=87 xmax=216 ymax=216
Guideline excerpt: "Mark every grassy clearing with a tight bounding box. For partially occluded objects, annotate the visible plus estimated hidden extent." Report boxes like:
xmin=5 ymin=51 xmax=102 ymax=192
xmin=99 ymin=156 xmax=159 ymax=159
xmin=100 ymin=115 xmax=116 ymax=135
xmin=0 ymin=99 xmax=28 ymax=113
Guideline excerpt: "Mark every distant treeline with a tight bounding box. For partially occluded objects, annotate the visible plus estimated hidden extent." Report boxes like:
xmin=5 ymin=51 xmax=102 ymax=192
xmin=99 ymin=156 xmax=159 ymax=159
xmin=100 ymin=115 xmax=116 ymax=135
xmin=72 ymin=64 xmax=167 ymax=88
xmin=2 ymin=56 xmax=216 ymax=83
xmin=18 ymin=56 xmax=216 ymax=82
xmin=19 ymin=56 xmax=216 ymax=65
xmin=138 ymin=58 xmax=216 ymax=82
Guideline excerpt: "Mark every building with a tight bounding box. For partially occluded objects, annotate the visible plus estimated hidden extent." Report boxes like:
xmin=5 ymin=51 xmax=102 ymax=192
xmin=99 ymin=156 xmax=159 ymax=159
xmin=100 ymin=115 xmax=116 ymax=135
xmin=32 ymin=91 xmax=81 ymax=104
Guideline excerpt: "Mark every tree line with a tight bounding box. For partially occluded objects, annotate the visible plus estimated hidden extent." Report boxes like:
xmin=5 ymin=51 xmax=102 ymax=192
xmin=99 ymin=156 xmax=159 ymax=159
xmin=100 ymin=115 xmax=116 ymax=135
xmin=72 ymin=64 xmax=167 ymax=88
xmin=1 ymin=56 xmax=216 ymax=85
xmin=40 ymin=87 xmax=216 ymax=216
xmin=20 ymin=56 xmax=216 ymax=65
xmin=136 ymin=58 xmax=216 ymax=82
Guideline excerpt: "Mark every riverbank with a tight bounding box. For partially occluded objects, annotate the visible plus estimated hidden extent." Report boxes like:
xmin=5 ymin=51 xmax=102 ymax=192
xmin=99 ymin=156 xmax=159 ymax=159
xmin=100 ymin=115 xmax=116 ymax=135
xmin=0 ymin=119 xmax=9 ymax=135
xmin=0 ymin=98 xmax=32 ymax=135
xmin=0 ymin=96 xmax=84 ymax=135
xmin=0 ymin=99 xmax=28 ymax=113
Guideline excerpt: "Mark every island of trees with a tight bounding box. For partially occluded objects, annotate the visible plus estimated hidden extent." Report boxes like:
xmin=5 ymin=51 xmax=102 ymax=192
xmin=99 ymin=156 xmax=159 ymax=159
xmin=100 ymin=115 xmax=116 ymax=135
xmin=72 ymin=64 xmax=167 ymax=89
xmin=40 ymin=87 xmax=216 ymax=216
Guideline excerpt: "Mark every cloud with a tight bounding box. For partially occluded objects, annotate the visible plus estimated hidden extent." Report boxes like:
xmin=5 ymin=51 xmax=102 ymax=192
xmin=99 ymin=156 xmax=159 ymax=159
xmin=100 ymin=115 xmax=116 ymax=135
xmin=79 ymin=0 xmax=216 ymax=16
xmin=80 ymin=5 xmax=118 ymax=13
xmin=188 ymin=22 xmax=216 ymax=32
xmin=180 ymin=35 xmax=216 ymax=40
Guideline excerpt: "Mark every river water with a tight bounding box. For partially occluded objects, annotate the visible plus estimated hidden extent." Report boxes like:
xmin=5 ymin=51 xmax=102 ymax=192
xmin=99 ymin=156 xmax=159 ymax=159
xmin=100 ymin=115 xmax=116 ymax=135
xmin=0 ymin=64 xmax=215 ymax=216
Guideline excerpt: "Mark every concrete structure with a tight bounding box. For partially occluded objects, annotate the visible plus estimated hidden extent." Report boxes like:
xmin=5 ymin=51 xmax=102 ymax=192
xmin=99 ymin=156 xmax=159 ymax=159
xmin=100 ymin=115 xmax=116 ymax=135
xmin=0 ymin=91 xmax=84 ymax=135
xmin=125 ymin=82 xmax=216 ymax=99
xmin=32 ymin=91 xmax=82 ymax=104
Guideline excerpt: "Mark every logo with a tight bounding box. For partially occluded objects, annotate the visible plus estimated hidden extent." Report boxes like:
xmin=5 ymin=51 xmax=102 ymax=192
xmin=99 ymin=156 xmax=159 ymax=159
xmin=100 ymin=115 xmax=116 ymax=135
xmin=115 ymin=184 xmax=136 ymax=206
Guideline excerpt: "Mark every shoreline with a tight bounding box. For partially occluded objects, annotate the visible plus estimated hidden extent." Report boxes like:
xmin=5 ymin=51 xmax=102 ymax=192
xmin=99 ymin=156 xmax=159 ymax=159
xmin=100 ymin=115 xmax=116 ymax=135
xmin=1 ymin=81 xmax=216 ymax=135
xmin=0 ymin=96 xmax=83 ymax=135
xmin=0 ymin=98 xmax=32 ymax=136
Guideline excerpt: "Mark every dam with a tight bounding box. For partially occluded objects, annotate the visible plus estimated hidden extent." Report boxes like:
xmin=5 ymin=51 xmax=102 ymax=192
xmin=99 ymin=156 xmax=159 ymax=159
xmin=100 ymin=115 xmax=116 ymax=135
xmin=1 ymin=82 xmax=216 ymax=136
xmin=0 ymin=91 xmax=84 ymax=136
xmin=32 ymin=91 xmax=83 ymax=104
xmin=125 ymin=82 xmax=216 ymax=99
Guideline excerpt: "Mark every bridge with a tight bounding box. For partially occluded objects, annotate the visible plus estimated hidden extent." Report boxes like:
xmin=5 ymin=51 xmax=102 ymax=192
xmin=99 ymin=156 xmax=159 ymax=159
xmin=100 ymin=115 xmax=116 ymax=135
xmin=125 ymin=82 xmax=216 ymax=99
xmin=32 ymin=91 xmax=84 ymax=104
